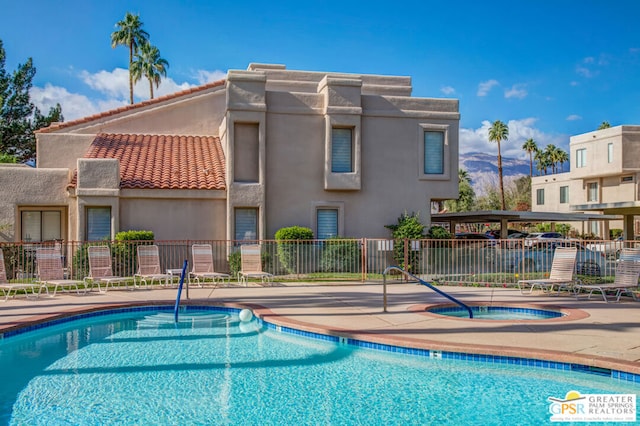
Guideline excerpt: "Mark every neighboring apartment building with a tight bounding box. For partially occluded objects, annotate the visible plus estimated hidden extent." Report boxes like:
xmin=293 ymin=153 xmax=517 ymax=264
xmin=0 ymin=63 xmax=460 ymax=243
xmin=532 ymin=125 xmax=640 ymax=239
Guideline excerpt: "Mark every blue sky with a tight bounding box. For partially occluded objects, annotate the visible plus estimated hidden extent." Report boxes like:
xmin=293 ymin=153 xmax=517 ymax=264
xmin=2 ymin=0 xmax=639 ymax=158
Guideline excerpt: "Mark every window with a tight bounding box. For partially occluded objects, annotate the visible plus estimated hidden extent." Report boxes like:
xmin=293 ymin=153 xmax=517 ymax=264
xmin=331 ymin=128 xmax=353 ymax=173
xmin=621 ymin=175 xmax=634 ymax=183
xmin=86 ymin=207 xmax=111 ymax=241
xmin=317 ymin=209 xmax=338 ymax=239
xmin=234 ymin=208 xmax=258 ymax=241
xmin=587 ymin=182 xmax=598 ymax=202
xmin=424 ymin=131 xmax=444 ymax=174
xmin=536 ymin=189 xmax=545 ymax=205
xmin=559 ymin=186 xmax=569 ymax=204
xmin=607 ymin=143 xmax=613 ymax=163
xmin=21 ymin=210 xmax=61 ymax=242
xmin=576 ymin=148 xmax=586 ymax=168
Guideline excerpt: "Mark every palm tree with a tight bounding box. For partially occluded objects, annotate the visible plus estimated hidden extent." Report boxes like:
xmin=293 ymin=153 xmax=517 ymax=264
xmin=131 ymin=42 xmax=169 ymax=100
xmin=111 ymin=12 xmax=149 ymax=104
xmin=598 ymin=121 xmax=611 ymax=130
xmin=557 ymin=149 xmax=569 ymax=172
xmin=522 ymin=138 xmax=537 ymax=178
xmin=488 ymin=120 xmax=509 ymax=210
xmin=534 ymin=148 xmax=548 ymax=175
xmin=545 ymin=144 xmax=560 ymax=174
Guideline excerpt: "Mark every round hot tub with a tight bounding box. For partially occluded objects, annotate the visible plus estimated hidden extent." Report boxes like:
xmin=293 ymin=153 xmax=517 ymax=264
xmin=427 ymin=305 xmax=565 ymax=320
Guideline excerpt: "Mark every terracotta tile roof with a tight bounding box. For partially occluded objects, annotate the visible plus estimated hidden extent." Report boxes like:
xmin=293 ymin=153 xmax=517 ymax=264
xmin=71 ymin=133 xmax=226 ymax=190
xmin=37 ymin=79 xmax=225 ymax=133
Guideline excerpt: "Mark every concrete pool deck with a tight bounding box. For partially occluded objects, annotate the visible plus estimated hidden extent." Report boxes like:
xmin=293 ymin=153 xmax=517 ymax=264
xmin=1 ymin=282 xmax=639 ymax=375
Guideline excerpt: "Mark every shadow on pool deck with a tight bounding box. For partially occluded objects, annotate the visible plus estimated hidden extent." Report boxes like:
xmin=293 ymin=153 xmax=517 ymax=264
xmin=1 ymin=283 xmax=639 ymax=375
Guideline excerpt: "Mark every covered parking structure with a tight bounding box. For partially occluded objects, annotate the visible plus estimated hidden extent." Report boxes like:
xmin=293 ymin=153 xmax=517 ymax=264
xmin=430 ymin=210 xmax=622 ymax=239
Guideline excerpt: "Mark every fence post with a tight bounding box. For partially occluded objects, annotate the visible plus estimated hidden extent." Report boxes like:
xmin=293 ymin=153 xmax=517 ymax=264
xmin=403 ymin=238 xmax=409 ymax=282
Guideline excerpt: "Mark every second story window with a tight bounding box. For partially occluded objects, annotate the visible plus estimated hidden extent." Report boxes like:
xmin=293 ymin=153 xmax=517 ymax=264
xmin=424 ymin=131 xmax=444 ymax=174
xmin=559 ymin=186 xmax=569 ymax=204
xmin=331 ymin=128 xmax=353 ymax=173
xmin=587 ymin=182 xmax=598 ymax=202
xmin=608 ymin=143 xmax=613 ymax=163
xmin=536 ymin=188 xmax=545 ymax=205
xmin=576 ymin=148 xmax=586 ymax=168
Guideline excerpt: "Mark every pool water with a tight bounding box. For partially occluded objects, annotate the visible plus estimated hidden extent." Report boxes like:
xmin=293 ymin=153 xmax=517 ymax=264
xmin=428 ymin=305 xmax=565 ymax=320
xmin=1 ymin=307 xmax=638 ymax=425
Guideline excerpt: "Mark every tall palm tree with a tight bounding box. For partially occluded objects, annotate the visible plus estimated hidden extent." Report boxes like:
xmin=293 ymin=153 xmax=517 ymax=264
xmin=557 ymin=149 xmax=569 ymax=172
xmin=488 ymin=120 xmax=509 ymax=210
xmin=598 ymin=121 xmax=611 ymax=130
xmin=131 ymin=42 xmax=169 ymax=100
xmin=522 ymin=138 xmax=537 ymax=178
xmin=545 ymin=144 xmax=560 ymax=174
xmin=111 ymin=12 xmax=149 ymax=104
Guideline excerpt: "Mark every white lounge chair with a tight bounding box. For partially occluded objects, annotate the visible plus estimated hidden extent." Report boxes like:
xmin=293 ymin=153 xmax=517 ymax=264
xmin=517 ymin=246 xmax=577 ymax=294
xmin=134 ymin=245 xmax=169 ymax=289
xmin=85 ymin=246 xmax=131 ymax=292
xmin=238 ymin=244 xmax=273 ymax=286
xmin=0 ymin=249 xmax=37 ymax=301
xmin=574 ymin=248 xmax=640 ymax=302
xmin=189 ymin=244 xmax=230 ymax=287
xmin=36 ymin=247 xmax=84 ymax=297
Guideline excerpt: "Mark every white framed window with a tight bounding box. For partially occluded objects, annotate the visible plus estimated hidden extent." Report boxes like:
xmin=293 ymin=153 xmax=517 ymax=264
xmin=536 ymin=188 xmax=545 ymax=205
xmin=331 ymin=128 xmax=353 ymax=173
xmin=86 ymin=207 xmax=111 ymax=241
xmin=234 ymin=208 xmax=258 ymax=241
xmin=424 ymin=131 xmax=444 ymax=174
xmin=576 ymin=148 xmax=586 ymax=168
xmin=607 ymin=143 xmax=613 ymax=163
xmin=20 ymin=210 xmax=62 ymax=242
xmin=559 ymin=186 xmax=569 ymax=204
xmin=587 ymin=182 xmax=598 ymax=202
xmin=621 ymin=175 xmax=634 ymax=183
xmin=317 ymin=209 xmax=338 ymax=239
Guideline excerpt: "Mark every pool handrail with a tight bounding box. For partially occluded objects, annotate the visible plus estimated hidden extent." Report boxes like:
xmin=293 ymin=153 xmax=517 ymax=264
xmin=382 ymin=266 xmax=473 ymax=318
xmin=174 ymin=259 xmax=188 ymax=323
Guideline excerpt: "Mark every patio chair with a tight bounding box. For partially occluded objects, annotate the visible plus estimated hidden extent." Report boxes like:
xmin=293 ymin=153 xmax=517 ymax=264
xmin=134 ymin=245 xmax=169 ymax=289
xmin=189 ymin=244 xmax=230 ymax=287
xmin=35 ymin=247 xmax=84 ymax=297
xmin=574 ymin=248 xmax=640 ymax=302
xmin=517 ymin=246 xmax=577 ymax=295
xmin=238 ymin=244 xmax=273 ymax=286
xmin=0 ymin=249 xmax=37 ymax=301
xmin=85 ymin=246 xmax=131 ymax=292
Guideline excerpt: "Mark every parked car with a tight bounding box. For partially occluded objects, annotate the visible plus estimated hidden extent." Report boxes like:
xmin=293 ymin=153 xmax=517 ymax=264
xmin=507 ymin=240 xmax=606 ymax=276
xmin=485 ymin=229 xmax=528 ymax=239
xmin=523 ymin=232 xmax=565 ymax=247
xmin=455 ymin=233 xmax=495 ymax=245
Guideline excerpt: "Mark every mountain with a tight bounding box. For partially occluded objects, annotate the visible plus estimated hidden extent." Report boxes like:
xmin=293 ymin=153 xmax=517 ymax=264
xmin=459 ymin=152 xmax=530 ymax=195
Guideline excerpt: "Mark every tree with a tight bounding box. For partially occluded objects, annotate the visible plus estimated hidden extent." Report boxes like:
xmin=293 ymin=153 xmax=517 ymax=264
xmin=488 ymin=120 xmax=509 ymax=210
xmin=557 ymin=149 xmax=569 ymax=172
xmin=598 ymin=121 xmax=611 ymax=130
xmin=131 ymin=41 xmax=169 ymax=100
xmin=444 ymin=168 xmax=475 ymax=212
xmin=545 ymin=144 xmax=560 ymax=174
xmin=0 ymin=40 xmax=63 ymax=161
xmin=111 ymin=12 xmax=149 ymax=104
xmin=522 ymin=138 xmax=537 ymax=178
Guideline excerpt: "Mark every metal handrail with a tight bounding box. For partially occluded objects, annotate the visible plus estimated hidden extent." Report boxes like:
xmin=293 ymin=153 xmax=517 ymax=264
xmin=174 ymin=259 xmax=188 ymax=323
xmin=382 ymin=266 xmax=473 ymax=318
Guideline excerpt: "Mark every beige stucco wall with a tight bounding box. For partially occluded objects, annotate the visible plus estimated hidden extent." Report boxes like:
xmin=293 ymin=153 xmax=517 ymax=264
xmin=0 ymin=165 xmax=71 ymax=241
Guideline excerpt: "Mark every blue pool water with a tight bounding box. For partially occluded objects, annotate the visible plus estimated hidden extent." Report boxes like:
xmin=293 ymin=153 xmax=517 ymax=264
xmin=428 ymin=305 xmax=565 ymax=320
xmin=1 ymin=306 xmax=638 ymax=425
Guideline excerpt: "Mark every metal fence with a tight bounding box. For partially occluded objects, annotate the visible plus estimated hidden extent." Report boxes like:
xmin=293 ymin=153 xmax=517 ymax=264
xmin=0 ymin=238 xmax=633 ymax=287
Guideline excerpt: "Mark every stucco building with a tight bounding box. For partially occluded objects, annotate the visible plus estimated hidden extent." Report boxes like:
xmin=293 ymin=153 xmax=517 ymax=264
xmin=0 ymin=63 xmax=460 ymax=243
xmin=531 ymin=125 xmax=640 ymax=239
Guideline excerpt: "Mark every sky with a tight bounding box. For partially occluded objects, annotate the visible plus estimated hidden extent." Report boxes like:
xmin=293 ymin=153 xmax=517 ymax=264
xmin=1 ymin=0 xmax=640 ymax=159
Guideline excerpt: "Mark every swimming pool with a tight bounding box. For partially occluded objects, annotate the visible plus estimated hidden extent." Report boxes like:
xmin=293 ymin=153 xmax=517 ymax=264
xmin=427 ymin=305 xmax=565 ymax=320
xmin=1 ymin=305 xmax=638 ymax=424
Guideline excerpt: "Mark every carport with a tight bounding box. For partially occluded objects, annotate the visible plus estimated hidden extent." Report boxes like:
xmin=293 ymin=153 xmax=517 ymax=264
xmin=430 ymin=210 xmax=622 ymax=239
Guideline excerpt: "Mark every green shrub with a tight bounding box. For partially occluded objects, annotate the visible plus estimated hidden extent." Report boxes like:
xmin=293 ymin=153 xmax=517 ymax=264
xmin=321 ymin=237 xmax=361 ymax=273
xmin=385 ymin=212 xmax=426 ymax=273
xmin=228 ymin=248 xmax=272 ymax=278
xmin=275 ymin=226 xmax=314 ymax=274
xmin=113 ymin=230 xmax=154 ymax=276
xmin=427 ymin=226 xmax=452 ymax=239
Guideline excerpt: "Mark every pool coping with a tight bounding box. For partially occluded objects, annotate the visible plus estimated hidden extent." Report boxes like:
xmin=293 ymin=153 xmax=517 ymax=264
xmin=2 ymin=299 xmax=639 ymax=384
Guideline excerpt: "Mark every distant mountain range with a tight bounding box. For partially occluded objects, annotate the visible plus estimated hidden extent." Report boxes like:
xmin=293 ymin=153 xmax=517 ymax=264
xmin=459 ymin=152 xmax=530 ymax=195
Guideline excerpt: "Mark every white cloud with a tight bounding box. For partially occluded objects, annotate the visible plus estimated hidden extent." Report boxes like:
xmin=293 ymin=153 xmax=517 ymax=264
xmin=570 ymin=81 xmax=579 ymax=86
xmin=459 ymin=118 xmax=568 ymax=158
xmin=30 ymin=68 xmax=225 ymax=121
xmin=566 ymin=114 xmax=582 ymax=121
xmin=583 ymin=56 xmax=595 ymax=64
xmin=576 ymin=65 xmax=597 ymax=78
xmin=504 ymin=84 xmax=527 ymax=99
xmin=440 ymin=85 xmax=455 ymax=95
xmin=477 ymin=79 xmax=499 ymax=97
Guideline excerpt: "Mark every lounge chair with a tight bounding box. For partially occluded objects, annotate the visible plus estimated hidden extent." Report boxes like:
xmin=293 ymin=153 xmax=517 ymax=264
xmin=189 ymin=244 xmax=230 ymax=287
xmin=238 ymin=244 xmax=273 ymax=286
xmin=517 ymin=246 xmax=577 ymax=294
xmin=134 ymin=245 xmax=169 ymax=289
xmin=574 ymin=248 xmax=640 ymax=302
xmin=0 ymin=249 xmax=37 ymax=301
xmin=35 ymin=247 xmax=85 ymax=297
xmin=85 ymin=246 xmax=131 ymax=292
